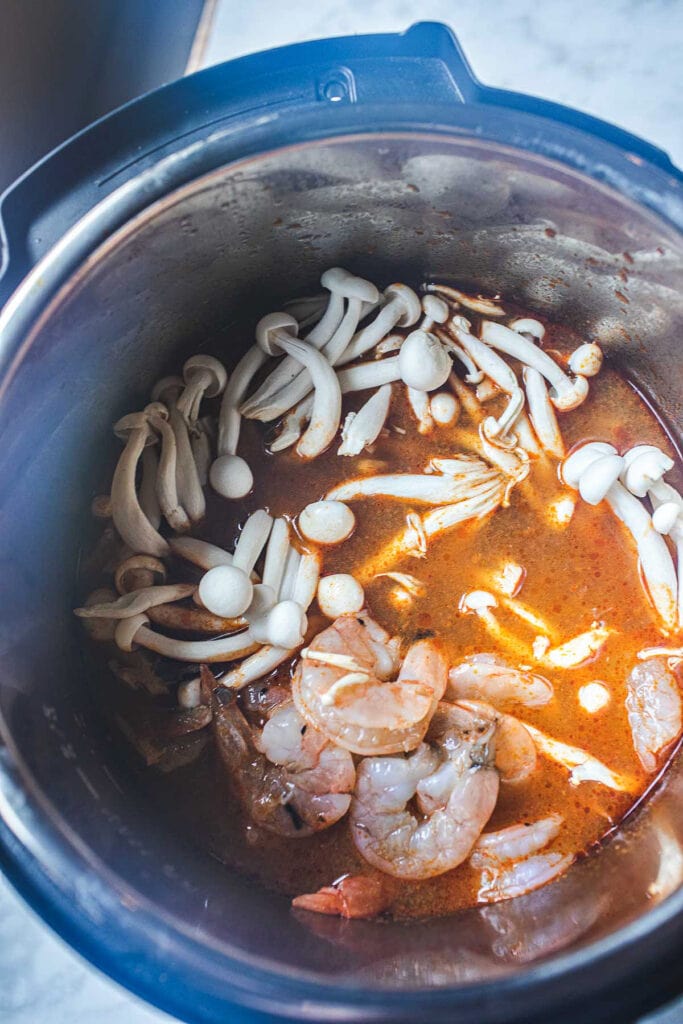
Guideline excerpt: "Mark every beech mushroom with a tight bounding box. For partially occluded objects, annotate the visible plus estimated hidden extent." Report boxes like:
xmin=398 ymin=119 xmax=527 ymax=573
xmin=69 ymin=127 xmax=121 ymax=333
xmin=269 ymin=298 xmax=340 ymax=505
xmin=458 ymin=590 xmax=528 ymax=656
xmin=79 ymin=588 xmax=118 ymax=641
xmin=578 ymin=682 xmax=611 ymax=713
xmin=481 ymin=321 xmax=589 ymax=411
xmin=169 ymin=536 xmax=233 ymax=570
xmin=317 ymin=574 xmax=365 ymax=618
xmin=242 ymin=270 xmax=378 ymax=420
xmin=152 ymin=376 xmax=206 ymax=524
xmin=427 ymin=283 xmax=505 ymax=316
xmin=398 ymin=331 xmax=451 ymax=391
xmin=543 ymin=626 xmax=611 ymax=668
xmin=176 ymin=355 xmax=227 ymax=423
xmin=450 ymin=320 xmax=524 ymax=445
xmin=299 ymin=500 xmax=355 ymax=544
xmin=110 ymin=409 xmax=169 ymax=557
xmin=430 ymin=391 xmax=459 ymax=426
xmin=114 ymin=554 xmax=166 ymax=595
xmin=261 ymin=517 xmax=291 ymax=596
xmin=213 ymin=345 xmax=267 ymax=499
xmin=523 ymin=367 xmax=565 ymax=459
xmin=326 ymin=458 xmax=503 ymax=505
xmin=522 ymin=723 xmax=633 ymax=791
xmin=338 ymin=384 xmax=393 ymax=456
xmin=268 ymin=394 xmax=313 ymax=453
xmin=562 ymin=442 xmax=678 ymax=632
xmin=336 ymin=283 xmax=421 ymax=365
xmin=568 ymin=343 xmax=603 ymax=377
xmin=621 ymin=445 xmax=683 ymax=628
xmin=114 ymin=612 xmax=259 ymax=662
xmin=145 ymin=402 xmax=191 ymax=532
xmin=191 ymin=417 xmax=213 ymax=486
xmin=199 ymin=509 xmax=272 ymax=617
xmin=254 ymin=313 xmax=341 ymax=458
xmin=407 ymin=386 xmax=434 ymax=434
xmin=509 ymin=318 xmax=545 ymax=340
xmin=75 ymin=583 xmax=195 ymax=619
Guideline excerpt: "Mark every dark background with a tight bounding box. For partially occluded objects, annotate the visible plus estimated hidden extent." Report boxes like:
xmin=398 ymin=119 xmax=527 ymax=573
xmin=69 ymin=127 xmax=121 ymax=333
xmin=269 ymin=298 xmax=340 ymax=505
xmin=0 ymin=0 xmax=206 ymax=195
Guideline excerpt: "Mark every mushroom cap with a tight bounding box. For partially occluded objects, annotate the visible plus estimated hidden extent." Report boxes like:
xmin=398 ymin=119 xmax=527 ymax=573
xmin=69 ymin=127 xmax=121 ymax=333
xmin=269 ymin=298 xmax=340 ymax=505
xmin=579 ymin=453 xmax=624 ymax=505
xmin=398 ymin=330 xmax=451 ymax=391
xmin=621 ymin=445 xmax=673 ymax=497
xmin=384 ymin=284 xmax=421 ymax=327
xmin=299 ymin=500 xmax=355 ymax=545
xmin=429 ymin=391 xmax=459 ymax=426
xmin=561 ymin=441 xmax=616 ymax=489
xmin=549 ymin=374 xmax=589 ymax=411
xmin=317 ymin=574 xmax=365 ymax=618
xmin=209 ymin=454 xmax=254 ymax=499
xmin=255 ymin=312 xmax=299 ymax=355
xmin=509 ymin=318 xmax=545 ymax=341
xmin=568 ymin=343 xmax=603 ymax=378
xmin=151 ymin=375 xmax=184 ymax=403
xmin=320 ymin=267 xmax=378 ymax=304
xmin=652 ymin=501 xmax=681 ymax=536
xmin=198 ymin=564 xmax=254 ymax=618
xmin=263 ymin=599 xmax=307 ymax=648
xmin=460 ymin=589 xmax=498 ymax=613
xmin=421 ymin=294 xmax=449 ymax=325
xmin=182 ymin=355 xmax=228 ymax=398
xmin=113 ymin=410 xmax=155 ymax=443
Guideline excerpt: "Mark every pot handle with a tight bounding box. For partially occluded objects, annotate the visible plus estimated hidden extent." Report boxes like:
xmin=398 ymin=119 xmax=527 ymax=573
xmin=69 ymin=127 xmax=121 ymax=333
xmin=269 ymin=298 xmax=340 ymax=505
xmin=1 ymin=20 xmax=680 ymax=312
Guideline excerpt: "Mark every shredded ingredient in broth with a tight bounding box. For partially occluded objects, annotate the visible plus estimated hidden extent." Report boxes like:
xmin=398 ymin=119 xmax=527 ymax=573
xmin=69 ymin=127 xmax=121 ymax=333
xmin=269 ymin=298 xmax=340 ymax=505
xmin=76 ymin=271 xmax=683 ymax=921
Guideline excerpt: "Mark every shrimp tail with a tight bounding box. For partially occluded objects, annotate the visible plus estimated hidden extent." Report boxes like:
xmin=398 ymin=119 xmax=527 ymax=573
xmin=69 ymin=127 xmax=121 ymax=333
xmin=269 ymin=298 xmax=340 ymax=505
xmin=292 ymin=876 xmax=389 ymax=919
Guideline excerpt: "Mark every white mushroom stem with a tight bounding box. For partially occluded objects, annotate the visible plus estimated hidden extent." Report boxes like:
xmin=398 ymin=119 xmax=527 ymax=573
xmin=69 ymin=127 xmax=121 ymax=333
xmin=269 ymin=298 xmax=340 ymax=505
xmin=139 ymin=444 xmax=162 ymax=530
xmin=152 ymin=378 xmax=205 ymax=524
xmin=407 ymin=387 xmax=434 ymax=434
xmin=75 ymin=584 xmax=195 ymax=619
xmin=279 ymin=546 xmax=302 ymax=600
xmin=218 ymin=644 xmax=292 ymax=690
xmin=169 ymin=536 xmax=233 ymax=570
xmin=458 ymin=589 xmax=531 ymax=657
xmin=450 ymin=320 xmax=524 ymax=443
xmin=269 ymin=394 xmax=313 ymax=453
xmin=292 ymin=551 xmax=321 ymax=608
xmin=436 ymin=328 xmax=484 ymax=384
xmin=563 ymin=442 xmax=678 ymax=632
xmin=190 ymin=418 xmax=213 ymax=487
xmin=283 ymin=292 xmax=327 ymax=330
xmin=523 ymin=367 xmax=565 ymax=459
xmin=354 ymin=481 xmax=505 ymax=584
xmin=146 ymin=404 xmax=191 ymax=532
xmin=242 ymin=270 xmax=378 ymax=418
xmin=338 ymin=384 xmax=392 ymax=456
xmin=513 ymin=410 xmax=544 ymax=458
xmin=336 ymin=283 xmax=421 ymax=366
xmin=217 ymin=345 xmax=267 ymax=457
xmin=509 ymin=318 xmax=545 ymax=340
xmin=476 ymin=378 xmax=501 ymax=403
xmin=114 ymin=554 xmax=166 ymax=594
xmin=262 ymin=517 xmax=290 ymax=596
xmin=254 ymin=314 xmax=342 ymax=458
xmin=337 ymin=357 xmax=401 ymax=393
xmin=233 ymin=509 xmax=273 ymax=574
xmin=121 ymin=618 xmax=260 ymax=662
xmin=542 ymin=626 xmax=612 ymax=668
xmin=447 ymin=371 xmax=486 ymax=422
xmin=522 ymin=723 xmax=634 ymax=791
xmin=327 ymin=467 xmax=502 ymax=505
xmin=481 ymin=321 xmax=589 ymax=411
xmin=176 ymin=356 xmax=227 ymax=424
xmin=427 ymin=284 xmax=505 ymax=316
xmin=111 ymin=411 xmax=169 ymax=558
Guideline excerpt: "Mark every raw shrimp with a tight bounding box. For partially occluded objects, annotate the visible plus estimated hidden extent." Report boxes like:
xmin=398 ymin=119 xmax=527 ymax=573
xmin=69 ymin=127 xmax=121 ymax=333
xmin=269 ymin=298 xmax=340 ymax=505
xmin=471 ymin=813 xmax=572 ymax=902
xmin=213 ymin=696 xmax=355 ymax=837
xmin=447 ymin=653 xmax=554 ymax=708
xmin=292 ymin=875 xmax=390 ymax=919
xmin=454 ymin=699 xmax=538 ymax=784
xmin=626 ymin=658 xmax=682 ymax=772
xmin=349 ymin=701 xmax=500 ymax=879
xmin=291 ymin=613 xmax=448 ymax=756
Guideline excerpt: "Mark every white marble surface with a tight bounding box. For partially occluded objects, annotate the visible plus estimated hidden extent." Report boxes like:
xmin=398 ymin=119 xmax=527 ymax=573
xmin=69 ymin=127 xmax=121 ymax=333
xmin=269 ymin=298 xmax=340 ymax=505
xmin=2 ymin=2 xmax=682 ymax=1023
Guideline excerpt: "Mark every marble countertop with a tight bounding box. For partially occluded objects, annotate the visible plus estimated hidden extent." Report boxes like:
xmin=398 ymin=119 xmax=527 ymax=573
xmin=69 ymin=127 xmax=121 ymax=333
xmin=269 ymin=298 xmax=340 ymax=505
xmin=2 ymin=2 xmax=682 ymax=1022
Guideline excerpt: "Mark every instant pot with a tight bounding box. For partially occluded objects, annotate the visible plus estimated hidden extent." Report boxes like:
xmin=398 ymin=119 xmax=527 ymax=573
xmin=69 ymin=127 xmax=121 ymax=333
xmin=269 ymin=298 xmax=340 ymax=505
xmin=0 ymin=23 xmax=682 ymax=1024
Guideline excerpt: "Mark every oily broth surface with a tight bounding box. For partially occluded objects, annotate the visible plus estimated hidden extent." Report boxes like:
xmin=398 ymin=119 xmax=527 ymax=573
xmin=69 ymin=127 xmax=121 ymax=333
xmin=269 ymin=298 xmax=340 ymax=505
xmin=114 ymin=324 xmax=678 ymax=920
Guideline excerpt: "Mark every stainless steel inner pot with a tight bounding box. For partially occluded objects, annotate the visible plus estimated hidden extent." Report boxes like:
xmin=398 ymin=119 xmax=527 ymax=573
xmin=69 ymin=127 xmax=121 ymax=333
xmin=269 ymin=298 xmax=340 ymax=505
xmin=0 ymin=132 xmax=682 ymax=1023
